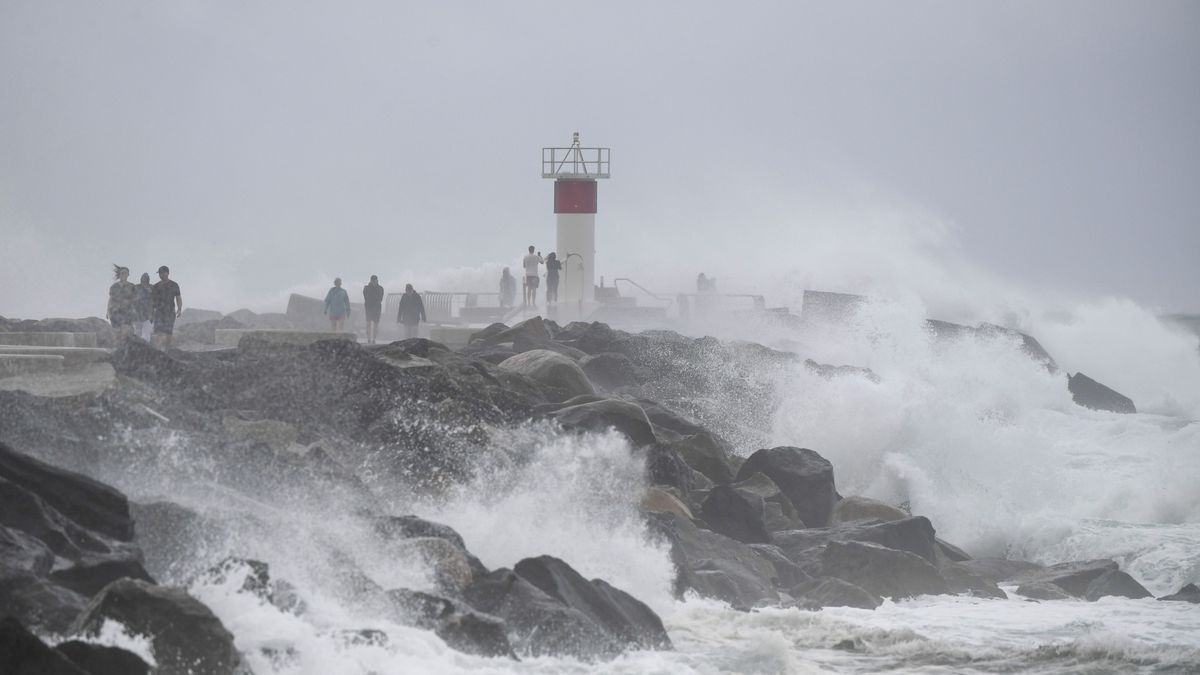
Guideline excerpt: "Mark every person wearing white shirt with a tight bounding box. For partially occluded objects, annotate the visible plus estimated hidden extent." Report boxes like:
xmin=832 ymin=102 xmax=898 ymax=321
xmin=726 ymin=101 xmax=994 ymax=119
xmin=522 ymin=245 xmax=543 ymax=307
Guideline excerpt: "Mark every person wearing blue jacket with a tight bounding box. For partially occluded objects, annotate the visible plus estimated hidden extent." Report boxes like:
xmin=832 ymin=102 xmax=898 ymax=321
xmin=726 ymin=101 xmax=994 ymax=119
xmin=324 ymin=278 xmax=351 ymax=332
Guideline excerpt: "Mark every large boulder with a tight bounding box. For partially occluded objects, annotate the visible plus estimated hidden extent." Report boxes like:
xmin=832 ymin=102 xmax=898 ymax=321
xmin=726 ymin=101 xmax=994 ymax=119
xmin=1158 ymin=583 xmax=1200 ymax=603
xmin=1010 ymin=559 xmax=1118 ymax=598
xmin=830 ymin=496 xmax=908 ymax=525
xmin=70 ymin=579 xmax=241 ymax=675
xmin=373 ymin=514 xmax=487 ymax=577
xmin=1068 ymin=373 xmax=1136 ymax=414
xmin=0 ymin=616 xmax=88 ymax=674
xmin=735 ymin=447 xmax=837 ymax=528
xmin=499 ymin=350 xmax=595 ymax=402
xmin=786 ymin=577 xmax=882 ymax=610
xmin=665 ymin=434 xmax=737 ymax=485
xmin=732 ymin=472 xmax=804 ymax=531
xmin=538 ymin=397 xmax=658 ymax=446
xmin=957 ymin=558 xmax=1044 ymax=583
xmin=700 ymin=484 xmax=772 ymax=544
xmin=1084 ymin=570 xmax=1152 ymax=601
xmin=644 ymin=511 xmax=777 ymax=610
xmin=55 ymin=640 xmax=151 ymax=675
xmin=820 ymin=541 xmax=949 ymax=599
xmin=386 ymin=588 xmax=515 ymax=659
xmin=462 ymin=568 xmax=618 ymax=659
xmin=580 ymin=352 xmax=645 ymax=389
xmin=938 ymin=562 xmax=1007 ymax=599
xmin=774 ymin=516 xmax=941 ymax=571
xmin=513 ymin=555 xmax=671 ymax=651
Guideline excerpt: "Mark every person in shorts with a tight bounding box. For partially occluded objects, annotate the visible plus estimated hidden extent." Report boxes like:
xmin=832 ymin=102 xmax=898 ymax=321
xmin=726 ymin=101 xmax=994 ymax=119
xmin=362 ymin=275 xmax=384 ymax=344
xmin=324 ymin=278 xmax=351 ymax=332
xmin=151 ymin=265 xmax=182 ymax=349
xmin=106 ymin=265 xmax=138 ymax=338
xmin=522 ymin=245 xmax=542 ymax=307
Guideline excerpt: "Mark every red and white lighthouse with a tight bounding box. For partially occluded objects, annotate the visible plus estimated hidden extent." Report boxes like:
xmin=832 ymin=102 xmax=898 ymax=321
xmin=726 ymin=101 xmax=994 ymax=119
xmin=542 ymin=133 xmax=610 ymax=305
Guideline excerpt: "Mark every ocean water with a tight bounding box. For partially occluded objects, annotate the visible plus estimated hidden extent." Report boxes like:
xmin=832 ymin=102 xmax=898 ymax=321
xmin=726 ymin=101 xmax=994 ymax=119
xmin=71 ymin=293 xmax=1200 ymax=673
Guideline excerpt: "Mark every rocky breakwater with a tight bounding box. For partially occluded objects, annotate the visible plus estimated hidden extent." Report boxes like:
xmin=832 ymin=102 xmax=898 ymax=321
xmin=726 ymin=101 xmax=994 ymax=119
xmin=1 ymin=317 xmax=1190 ymax=671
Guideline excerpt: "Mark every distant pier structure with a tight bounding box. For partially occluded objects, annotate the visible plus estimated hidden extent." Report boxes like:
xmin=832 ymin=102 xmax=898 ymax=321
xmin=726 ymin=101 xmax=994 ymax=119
xmin=543 ymin=132 xmax=609 ymax=306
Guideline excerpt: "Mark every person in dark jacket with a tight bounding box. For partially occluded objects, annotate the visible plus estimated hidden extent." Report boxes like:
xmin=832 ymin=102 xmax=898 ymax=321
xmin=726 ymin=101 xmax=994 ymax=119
xmin=363 ymin=275 xmax=384 ymax=344
xmin=396 ymin=283 xmax=426 ymax=339
xmin=545 ymin=252 xmax=562 ymax=306
xmin=151 ymin=265 xmax=182 ymax=349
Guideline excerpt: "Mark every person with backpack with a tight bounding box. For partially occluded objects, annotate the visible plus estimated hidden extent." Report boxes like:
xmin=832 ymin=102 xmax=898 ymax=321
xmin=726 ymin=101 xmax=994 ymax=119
xmin=396 ymin=283 xmax=426 ymax=339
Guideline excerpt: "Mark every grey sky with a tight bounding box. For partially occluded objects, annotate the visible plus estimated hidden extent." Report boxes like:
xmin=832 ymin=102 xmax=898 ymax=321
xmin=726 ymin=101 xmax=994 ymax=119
xmin=1 ymin=0 xmax=1197 ymax=318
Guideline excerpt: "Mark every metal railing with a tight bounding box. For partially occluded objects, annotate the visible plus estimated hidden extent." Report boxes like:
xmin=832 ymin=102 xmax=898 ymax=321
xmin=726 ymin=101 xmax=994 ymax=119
xmin=542 ymin=133 xmax=610 ymax=178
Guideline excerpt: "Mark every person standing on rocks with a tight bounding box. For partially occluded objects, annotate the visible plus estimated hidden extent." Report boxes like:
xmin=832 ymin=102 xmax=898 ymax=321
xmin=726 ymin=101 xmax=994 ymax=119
xmin=396 ymin=283 xmax=426 ymax=339
xmin=106 ymin=265 xmax=138 ymax=338
xmin=523 ymin=245 xmax=543 ymax=308
xmin=135 ymin=272 xmax=153 ymax=340
xmin=545 ymin=252 xmax=562 ymax=306
xmin=151 ymin=265 xmax=182 ymax=349
xmin=362 ymin=275 xmax=384 ymax=344
xmin=324 ymin=278 xmax=351 ymax=332
xmin=499 ymin=268 xmax=517 ymax=308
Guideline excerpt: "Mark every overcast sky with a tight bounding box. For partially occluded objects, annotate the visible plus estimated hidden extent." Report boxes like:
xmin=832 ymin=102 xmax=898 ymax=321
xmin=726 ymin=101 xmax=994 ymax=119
xmin=1 ymin=0 xmax=1197 ymax=318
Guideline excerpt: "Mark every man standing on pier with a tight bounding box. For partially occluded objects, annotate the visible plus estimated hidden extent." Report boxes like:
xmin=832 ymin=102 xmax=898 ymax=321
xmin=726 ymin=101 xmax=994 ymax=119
xmin=363 ymin=275 xmax=384 ymax=344
xmin=151 ymin=265 xmax=182 ymax=349
xmin=396 ymin=283 xmax=426 ymax=339
xmin=523 ymin=245 xmax=542 ymax=308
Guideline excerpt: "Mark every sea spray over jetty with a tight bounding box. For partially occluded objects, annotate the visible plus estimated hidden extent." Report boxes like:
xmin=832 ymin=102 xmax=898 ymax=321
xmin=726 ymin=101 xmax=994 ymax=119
xmin=1 ymin=312 xmax=1199 ymax=673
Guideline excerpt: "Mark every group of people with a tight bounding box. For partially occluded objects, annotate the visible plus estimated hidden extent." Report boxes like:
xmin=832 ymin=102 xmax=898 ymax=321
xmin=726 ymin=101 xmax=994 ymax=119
xmin=323 ymin=277 xmax=426 ymax=344
xmin=106 ymin=265 xmax=182 ymax=348
xmin=500 ymin=245 xmax=563 ymax=309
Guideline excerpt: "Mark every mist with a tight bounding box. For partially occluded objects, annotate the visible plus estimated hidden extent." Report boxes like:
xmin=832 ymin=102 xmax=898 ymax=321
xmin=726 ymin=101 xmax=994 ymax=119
xmin=1 ymin=0 xmax=1197 ymax=319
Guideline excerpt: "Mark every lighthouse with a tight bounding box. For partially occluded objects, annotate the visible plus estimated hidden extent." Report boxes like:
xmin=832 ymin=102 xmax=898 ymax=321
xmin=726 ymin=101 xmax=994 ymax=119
xmin=542 ymin=132 xmax=610 ymax=307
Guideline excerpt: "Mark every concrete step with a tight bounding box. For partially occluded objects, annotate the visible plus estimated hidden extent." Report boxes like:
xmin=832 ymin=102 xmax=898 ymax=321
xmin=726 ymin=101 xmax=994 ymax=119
xmin=0 ymin=332 xmax=98 ymax=348
xmin=0 ymin=346 xmax=110 ymax=369
xmin=215 ymin=329 xmax=356 ymax=348
xmin=0 ymin=354 xmax=65 ymax=378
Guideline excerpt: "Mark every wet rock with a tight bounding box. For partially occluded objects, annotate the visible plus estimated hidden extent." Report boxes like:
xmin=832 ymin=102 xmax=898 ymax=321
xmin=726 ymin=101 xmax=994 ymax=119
xmin=820 ymin=541 xmax=949 ymax=599
xmin=396 ymin=537 xmax=474 ymax=594
xmin=748 ymin=544 xmax=811 ymax=588
xmin=48 ymin=555 xmax=155 ymax=598
xmin=804 ymin=359 xmax=881 ymax=383
xmin=639 ymin=486 xmax=694 ymax=519
xmin=580 ymin=352 xmax=645 ymax=389
xmin=700 ymin=484 xmax=772 ymax=544
xmin=538 ymin=397 xmax=658 ymax=446
xmin=70 ymin=579 xmax=241 ymax=675
xmin=1011 ymin=559 xmax=1118 ymax=598
xmin=1014 ymin=581 xmax=1073 ymax=601
xmin=130 ymin=501 xmax=226 ymax=582
xmin=202 ymin=557 xmax=272 ymax=600
xmin=514 ymin=555 xmax=671 ymax=651
xmin=956 ymin=558 xmax=1044 ymax=583
xmin=934 ymin=537 xmax=972 ymax=563
xmin=666 ymin=434 xmax=737 ymax=485
xmin=473 ymin=317 xmax=552 ymax=347
xmin=463 ymin=568 xmax=618 ymax=659
xmin=55 ymin=640 xmax=151 ymax=675
xmin=939 ymin=562 xmax=1006 ymax=599
xmin=735 ymin=447 xmax=837 ymax=528
xmin=1158 ymin=583 xmax=1200 ymax=603
xmin=644 ymin=511 xmax=777 ymax=610
xmin=645 ymin=442 xmax=694 ymax=494
xmin=499 ymin=350 xmax=595 ymax=402
xmin=386 ymin=588 xmax=516 ymax=659
xmin=0 ymin=616 xmax=87 ymax=674
xmin=733 ymin=472 xmax=804 ymax=531
xmin=830 ymin=496 xmax=907 ymax=525
xmin=1084 ymin=570 xmax=1152 ymax=601
xmin=786 ymin=577 xmax=882 ymax=610
xmin=775 ymin=516 xmax=941 ymax=571
xmin=1068 ymin=372 xmax=1136 ymax=414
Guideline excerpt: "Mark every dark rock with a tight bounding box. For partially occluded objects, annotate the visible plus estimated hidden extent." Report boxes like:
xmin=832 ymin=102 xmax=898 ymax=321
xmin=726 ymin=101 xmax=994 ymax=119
xmin=956 ymin=558 xmax=1044 ymax=583
xmin=130 ymin=500 xmax=226 ymax=582
xmin=202 ymin=557 xmax=272 ymax=600
xmin=499 ymin=350 xmax=595 ymax=402
xmin=700 ymin=484 xmax=772 ymax=544
xmin=667 ymin=434 xmax=737 ymax=485
xmin=0 ymin=616 xmax=87 ymax=674
xmin=1068 ymin=372 xmax=1136 ymax=414
xmin=512 ymin=332 xmax=588 ymax=360
xmin=70 ymin=579 xmax=241 ymax=675
xmin=733 ymin=472 xmax=804 ymax=530
xmin=538 ymin=397 xmax=658 ymax=446
xmin=645 ymin=443 xmax=694 ymax=494
xmin=786 ymin=577 xmax=882 ymax=610
xmin=939 ymin=562 xmax=1006 ymax=599
xmin=830 ymin=496 xmax=907 ymax=525
xmin=374 ymin=514 xmax=488 ymax=578
xmin=644 ymin=511 xmax=777 ymax=610
xmin=820 ymin=541 xmax=949 ymax=599
xmin=48 ymin=555 xmax=155 ymax=598
xmin=1011 ymin=559 xmax=1118 ymax=598
xmin=1158 ymin=583 xmax=1200 ymax=603
xmin=934 ymin=537 xmax=972 ymax=563
xmin=0 ymin=442 xmax=135 ymax=542
xmin=580 ymin=352 xmax=645 ymax=389
xmin=774 ymin=517 xmax=941 ymax=572
xmin=55 ymin=640 xmax=151 ymax=675
xmin=1015 ymin=581 xmax=1073 ymax=601
xmin=1084 ymin=570 xmax=1152 ymax=601
xmin=514 ymin=555 xmax=672 ymax=651
xmin=473 ymin=316 xmax=551 ymax=347
xmin=463 ymin=568 xmax=618 ymax=658
xmin=735 ymin=447 xmax=837 ymax=528
xmin=747 ymin=544 xmax=811 ymax=588
xmin=386 ymin=588 xmax=516 ymax=659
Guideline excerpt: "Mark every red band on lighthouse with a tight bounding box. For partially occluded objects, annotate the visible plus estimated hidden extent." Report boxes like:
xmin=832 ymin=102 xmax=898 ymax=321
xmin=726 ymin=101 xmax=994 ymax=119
xmin=554 ymin=180 xmax=597 ymax=214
